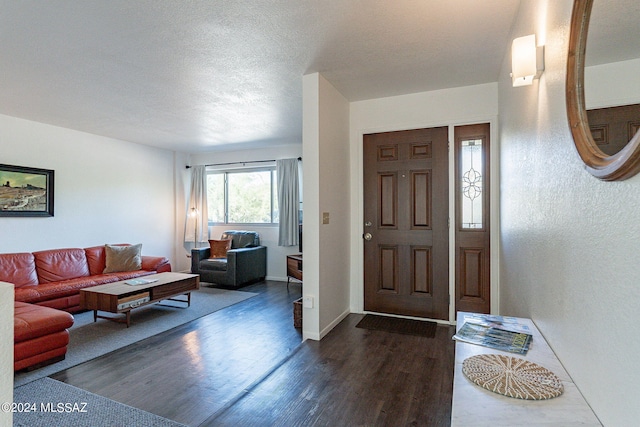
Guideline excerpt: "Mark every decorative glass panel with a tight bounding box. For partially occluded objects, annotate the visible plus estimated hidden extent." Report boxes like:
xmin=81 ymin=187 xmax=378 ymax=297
xmin=460 ymin=139 xmax=483 ymax=229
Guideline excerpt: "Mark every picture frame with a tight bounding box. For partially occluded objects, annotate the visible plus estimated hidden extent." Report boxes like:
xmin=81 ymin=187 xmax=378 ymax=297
xmin=0 ymin=164 xmax=54 ymax=217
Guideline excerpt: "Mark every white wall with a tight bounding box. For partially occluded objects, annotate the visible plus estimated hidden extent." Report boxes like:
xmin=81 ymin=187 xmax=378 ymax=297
xmin=0 ymin=114 xmax=176 ymax=263
xmin=585 ymin=58 xmax=640 ymax=109
xmin=185 ymin=144 xmax=303 ymax=278
xmin=499 ymin=1 xmax=640 ymax=425
xmin=317 ymin=75 xmax=351 ymax=335
xmin=0 ymin=283 xmax=13 ymax=427
xmin=302 ymin=73 xmax=351 ymax=340
xmin=349 ymin=83 xmax=500 ymax=320
xmin=302 ymin=74 xmax=321 ymax=339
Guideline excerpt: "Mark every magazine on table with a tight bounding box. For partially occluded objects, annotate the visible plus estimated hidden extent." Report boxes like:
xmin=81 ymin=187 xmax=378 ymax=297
xmin=454 ymin=317 xmax=533 ymax=355
xmin=125 ymin=278 xmax=158 ymax=286
xmin=461 ymin=312 xmax=532 ymax=334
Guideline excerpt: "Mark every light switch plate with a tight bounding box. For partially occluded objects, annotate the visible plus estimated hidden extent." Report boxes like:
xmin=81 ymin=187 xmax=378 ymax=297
xmin=322 ymin=212 xmax=330 ymax=224
xmin=303 ymin=296 xmax=314 ymax=308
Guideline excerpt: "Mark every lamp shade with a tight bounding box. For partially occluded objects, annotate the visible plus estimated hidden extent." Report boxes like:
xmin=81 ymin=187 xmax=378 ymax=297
xmin=511 ymin=34 xmax=539 ymax=87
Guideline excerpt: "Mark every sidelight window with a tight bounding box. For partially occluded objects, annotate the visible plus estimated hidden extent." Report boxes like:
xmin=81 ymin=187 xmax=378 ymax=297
xmin=460 ymin=139 xmax=484 ymax=229
xmin=454 ymin=123 xmax=490 ymax=314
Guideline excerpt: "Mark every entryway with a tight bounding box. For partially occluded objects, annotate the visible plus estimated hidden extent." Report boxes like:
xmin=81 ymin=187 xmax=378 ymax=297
xmin=363 ymin=123 xmax=491 ymax=320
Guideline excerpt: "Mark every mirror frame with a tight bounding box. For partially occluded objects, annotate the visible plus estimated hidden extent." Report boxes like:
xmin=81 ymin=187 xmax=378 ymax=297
xmin=566 ymin=0 xmax=640 ymax=181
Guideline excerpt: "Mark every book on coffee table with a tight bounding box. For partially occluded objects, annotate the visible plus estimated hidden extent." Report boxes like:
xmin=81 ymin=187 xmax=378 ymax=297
xmin=125 ymin=278 xmax=159 ymax=286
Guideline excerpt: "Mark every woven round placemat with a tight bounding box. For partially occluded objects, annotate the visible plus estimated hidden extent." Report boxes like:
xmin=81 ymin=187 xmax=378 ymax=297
xmin=462 ymin=354 xmax=564 ymax=400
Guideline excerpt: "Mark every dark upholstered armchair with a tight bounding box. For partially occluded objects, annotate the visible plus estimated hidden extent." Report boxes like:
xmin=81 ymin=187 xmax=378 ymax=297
xmin=191 ymin=230 xmax=267 ymax=288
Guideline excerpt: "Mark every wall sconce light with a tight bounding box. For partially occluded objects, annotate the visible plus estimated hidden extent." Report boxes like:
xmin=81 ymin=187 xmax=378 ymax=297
xmin=511 ymin=34 xmax=545 ymax=87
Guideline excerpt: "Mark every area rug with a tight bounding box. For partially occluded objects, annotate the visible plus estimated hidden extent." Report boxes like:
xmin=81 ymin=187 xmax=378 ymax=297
xmin=356 ymin=314 xmax=437 ymax=338
xmin=13 ymin=377 xmax=186 ymax=427
xmin=14 ymin=285 xmax=257 ymax=387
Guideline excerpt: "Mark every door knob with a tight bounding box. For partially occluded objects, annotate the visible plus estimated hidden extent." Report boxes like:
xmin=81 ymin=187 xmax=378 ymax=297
xmin=363 ymin=233 xmax=372 ymax=241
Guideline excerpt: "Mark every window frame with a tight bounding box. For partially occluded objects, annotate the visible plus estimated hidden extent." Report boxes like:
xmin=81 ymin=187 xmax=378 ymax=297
xmin=206 ymin=166 xmax=278 ymax=226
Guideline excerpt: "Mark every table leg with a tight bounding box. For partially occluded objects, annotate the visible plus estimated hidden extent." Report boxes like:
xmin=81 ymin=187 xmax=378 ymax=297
xmin=93 ymin=310 xmax=97 ymax=323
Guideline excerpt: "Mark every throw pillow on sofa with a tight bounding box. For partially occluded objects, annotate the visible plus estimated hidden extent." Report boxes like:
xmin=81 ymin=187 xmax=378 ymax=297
xmin=103 ymin=243 xmax=142 ymax=273
xmin=208 ymin=239 xmax=232 ymax=259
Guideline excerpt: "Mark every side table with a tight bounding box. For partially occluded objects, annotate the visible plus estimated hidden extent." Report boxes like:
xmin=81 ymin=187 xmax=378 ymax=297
xmin=286 ymin=254 xmax=302 ymax=289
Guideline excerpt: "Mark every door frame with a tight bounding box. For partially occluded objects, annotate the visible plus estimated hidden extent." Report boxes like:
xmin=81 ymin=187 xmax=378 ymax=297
xmin=351 ymin=117 xmax=500 ymax=324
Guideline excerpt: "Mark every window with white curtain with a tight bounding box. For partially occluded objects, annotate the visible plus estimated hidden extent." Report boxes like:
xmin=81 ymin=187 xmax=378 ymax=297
xmin=206 ymin=167 xmax=278 ymax=224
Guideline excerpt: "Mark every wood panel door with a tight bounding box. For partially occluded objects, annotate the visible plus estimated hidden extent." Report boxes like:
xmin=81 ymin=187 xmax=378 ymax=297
xmin=363 ymin=127 xmax=449 ymax=320
xmin=454 ymin=123 xmax=490 ymax=314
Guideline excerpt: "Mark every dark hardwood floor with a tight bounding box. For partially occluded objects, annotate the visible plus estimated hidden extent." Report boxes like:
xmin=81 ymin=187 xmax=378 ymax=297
xmin=51 ymin=280 xmax=455 ymax=426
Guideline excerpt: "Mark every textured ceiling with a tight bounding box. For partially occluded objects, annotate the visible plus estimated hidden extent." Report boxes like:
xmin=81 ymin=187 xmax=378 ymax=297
xmin=1 ymin=1 xmax=524 ymax=152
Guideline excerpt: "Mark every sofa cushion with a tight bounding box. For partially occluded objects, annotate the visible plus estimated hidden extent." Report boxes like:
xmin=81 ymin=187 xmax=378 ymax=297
xmin=141 ymin=256 xmax=171 ymax=272
xmin=199 ymin=259 xmax=228 ymax=272
xmin=208 ymin=239 xmax=232 ymax=258
xmin=33 ymin=248 xmax=90 ymax=284
xmin=103 ymin=244 xmax=142 ymax=273
xmin=0 ymin=253 xmax=38 ymax=286
xmin=85 ymin=245 xmax=108 ymax=276
xmin=14 ymin=286 xmax=41 ymax=303
xmin=14 ymin=301 xmax=74 ymax=343
xmin=29 ymin=277 xmax=99 ymax=302
xmin=220 ymin=231 xmax=260 ymax=248
xmin=105 ymin=270 xmax=155 ymax=281
xmin=14 ymin=331 xmax=70 ymax=371
xmin=89 ymin=274 xmax=121 ymax=285
xmin=85 ymin=244 xmax=129 ymax=275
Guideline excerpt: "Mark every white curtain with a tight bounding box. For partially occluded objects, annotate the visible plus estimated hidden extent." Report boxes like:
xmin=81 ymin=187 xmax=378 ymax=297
xmin=184 ymin=165 xmax=209 ymax=248
xmin=277 ymin=158 xmax=299 ymax=246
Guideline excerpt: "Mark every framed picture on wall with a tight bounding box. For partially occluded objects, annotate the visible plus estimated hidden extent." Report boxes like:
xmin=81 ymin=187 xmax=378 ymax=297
xmin=0 ymin=164 xmax=54 ymax=217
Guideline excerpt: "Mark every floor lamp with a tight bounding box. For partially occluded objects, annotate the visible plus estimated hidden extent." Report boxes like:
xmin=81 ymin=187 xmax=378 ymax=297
xmin=190 ymin=207 xmax=199 ymax=249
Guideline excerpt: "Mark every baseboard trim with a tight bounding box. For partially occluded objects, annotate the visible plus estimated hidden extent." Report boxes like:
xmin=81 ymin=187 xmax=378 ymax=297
xmin=319 ymin=308 xmax=350 ymax=340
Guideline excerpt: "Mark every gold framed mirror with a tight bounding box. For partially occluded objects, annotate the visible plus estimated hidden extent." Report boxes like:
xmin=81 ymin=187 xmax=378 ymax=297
xmin=566 ymin=0 xmax=640 ymax=181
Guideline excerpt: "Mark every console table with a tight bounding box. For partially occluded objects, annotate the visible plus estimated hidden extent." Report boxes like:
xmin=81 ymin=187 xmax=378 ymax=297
xmin=286 ymin=254 xmax=302 ymax=289
xmin=451 ymin=312 xmax=601 ymax=426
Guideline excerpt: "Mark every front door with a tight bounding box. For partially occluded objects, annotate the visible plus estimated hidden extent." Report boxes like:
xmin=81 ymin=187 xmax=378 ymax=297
xmin=363 ymin=127 xmax=449 ymax=319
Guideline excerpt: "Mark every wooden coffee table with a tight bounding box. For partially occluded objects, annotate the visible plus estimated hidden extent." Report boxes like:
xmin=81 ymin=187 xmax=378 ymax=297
xmin=79 ymin=272 xmax=200 ymax=327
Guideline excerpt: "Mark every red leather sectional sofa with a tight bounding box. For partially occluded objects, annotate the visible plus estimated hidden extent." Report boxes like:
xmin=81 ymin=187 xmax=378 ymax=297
xmin=2 ymin=245 xmax=171 ymax=371
xmin=13 ymin=301 xmax=74 ymax=372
